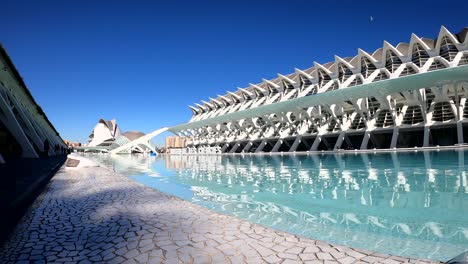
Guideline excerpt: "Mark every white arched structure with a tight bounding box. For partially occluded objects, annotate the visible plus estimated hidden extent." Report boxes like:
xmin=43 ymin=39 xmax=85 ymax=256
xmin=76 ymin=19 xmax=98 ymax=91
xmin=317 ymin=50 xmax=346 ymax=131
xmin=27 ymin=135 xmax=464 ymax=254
xmin=110 ymin=127 xmax=168 ymax=154
xmin=98 ymin=27 xmax=468 ymax=155
xmin=167 ymin=26 xmax=468 ymax=154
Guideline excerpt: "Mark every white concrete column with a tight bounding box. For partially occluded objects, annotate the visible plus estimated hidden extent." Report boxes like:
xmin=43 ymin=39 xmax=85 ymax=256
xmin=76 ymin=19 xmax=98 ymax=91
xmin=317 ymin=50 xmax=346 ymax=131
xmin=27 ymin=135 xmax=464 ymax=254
xmin=255 ymin=140 xmax=268 ymax=153
xmin=459 ymin=98 xmax=466 ymax=121
xmin=0 ymin=94 xmax=39 ymax=158
xmin=271 ymin=139 xmax=283 ymax=152
xmin=289 ymin=136 xmax=302 ymax=152
xmin=16 ymin=108 xmax=45 ymax=151
xmin=242 ymin=142 xmax=253 ymax=152
xmin=456 ymin=83 xmax=464 ymax=145
xmin=28 ymin=117 xmax=47 ymax=141
xmin=360 ymin=131 xmax=371 ymax=150
xmin=423 ymin=126 xmax=430 ymax=147
xmin=390 ymin=127 xmax=399 ymax=148
xmin=457 ymin=121 xmax=464 ymax=144
xmin=310 ymin=136 xmax=322 ymax=151
xmin=229 ymin=142 xmax=240 ymax=153
xmin=333 ymin=132 xmax=345 ymax=150
xmin=221 ymin=143 xmax=230 ymax=153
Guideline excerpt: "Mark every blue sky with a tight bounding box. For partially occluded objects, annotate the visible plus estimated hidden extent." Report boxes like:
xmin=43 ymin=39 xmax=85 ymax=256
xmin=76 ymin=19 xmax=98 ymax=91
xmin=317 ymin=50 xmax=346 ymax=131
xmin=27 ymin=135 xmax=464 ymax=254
xmin=1 ymin=0 xmax=467 ymax=145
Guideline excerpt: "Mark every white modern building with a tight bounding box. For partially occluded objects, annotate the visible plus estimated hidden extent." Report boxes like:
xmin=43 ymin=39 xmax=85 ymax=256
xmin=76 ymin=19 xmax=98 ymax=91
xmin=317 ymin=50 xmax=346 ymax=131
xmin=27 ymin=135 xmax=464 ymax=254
xmin=165 ymin=26 xmax=468 ymax=153
xmin=86 ymin=119 xmax=122 ymax=147
xmin=84 ymin=119 xmax=158 ymax=154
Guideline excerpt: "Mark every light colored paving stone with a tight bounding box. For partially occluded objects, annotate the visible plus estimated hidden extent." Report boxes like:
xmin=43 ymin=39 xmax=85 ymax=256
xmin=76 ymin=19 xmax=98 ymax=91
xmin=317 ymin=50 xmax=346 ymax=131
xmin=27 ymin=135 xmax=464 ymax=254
xmin=264 ymin=254 xmax=284 ymax=263
xmin=300 ymin=253 xmax=318 ymax=261
xmin=282 ymin=259 xmax=302 ymax=264
xmin=304 ymin=246 xmax=321 ymax=253
xmin=250 ymin=243 xmax=276 ymax=257
xmin=346 ymin=250 xmax=367 ymax=260
xmin=337 ymin=256 xmax=357 ymax=264
xmin=278 ymin=252 xmax=299 ymax=260
xmin=285 ymin=246 xmax=304 ymax=255
xmin=273 ymin=244 xmax=288 ymax=253
xmin=0 ymin=163 xmax=441 ymax=264
xmin=227 ymin=255 xmax=244 ymax=264
xmin=316 ymin=252 xmax=335 ymax=261
xmin=330 ymin=251 xmax=346 ymax=260
xmin=305 ymin=260 xmax=324 ymax=264
xmin=381 ymin=258 xmax=404 ymax=264
xmin=135 ymin=252 xmax=149 ymax=263
xmin=361 ymin=255 xmax=386 ymax=263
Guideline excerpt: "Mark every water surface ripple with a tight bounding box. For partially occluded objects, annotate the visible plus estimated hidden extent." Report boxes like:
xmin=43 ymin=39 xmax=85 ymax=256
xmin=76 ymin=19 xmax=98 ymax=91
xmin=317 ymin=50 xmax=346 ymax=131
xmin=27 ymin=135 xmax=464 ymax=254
xmin=86 ymin=150 xmax=468 ymax=261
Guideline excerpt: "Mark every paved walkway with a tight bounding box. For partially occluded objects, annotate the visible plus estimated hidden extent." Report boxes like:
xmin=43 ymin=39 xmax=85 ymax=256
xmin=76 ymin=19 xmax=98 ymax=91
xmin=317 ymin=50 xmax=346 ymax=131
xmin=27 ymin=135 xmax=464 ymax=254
xmin=0 ymin=156 xmax=440 ymax=264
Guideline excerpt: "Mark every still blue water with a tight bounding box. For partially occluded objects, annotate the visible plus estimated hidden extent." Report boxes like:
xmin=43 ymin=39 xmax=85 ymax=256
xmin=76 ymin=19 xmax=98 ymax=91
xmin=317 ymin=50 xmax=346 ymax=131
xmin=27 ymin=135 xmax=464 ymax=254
xmin=85 ymin=150 xmax=468 ymax=261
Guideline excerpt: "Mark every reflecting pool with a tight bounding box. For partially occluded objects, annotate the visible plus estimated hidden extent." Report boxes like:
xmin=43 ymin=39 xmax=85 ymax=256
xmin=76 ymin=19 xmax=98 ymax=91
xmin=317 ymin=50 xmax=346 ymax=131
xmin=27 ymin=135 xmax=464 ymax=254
xmin=85 ymin=150 xmax=468 ymax=261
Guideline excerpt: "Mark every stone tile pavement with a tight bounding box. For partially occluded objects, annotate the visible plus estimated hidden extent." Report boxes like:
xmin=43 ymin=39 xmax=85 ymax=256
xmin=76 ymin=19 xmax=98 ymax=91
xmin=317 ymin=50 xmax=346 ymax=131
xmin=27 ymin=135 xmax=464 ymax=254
xmin=0 ymin=160 xmax=441 ymax=263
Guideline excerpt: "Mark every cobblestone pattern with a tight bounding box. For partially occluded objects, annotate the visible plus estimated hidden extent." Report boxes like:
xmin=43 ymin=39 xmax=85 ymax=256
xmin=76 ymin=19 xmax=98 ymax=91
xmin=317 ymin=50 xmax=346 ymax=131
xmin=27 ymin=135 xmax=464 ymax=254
xmin=0 ymin=164 xmax=440 ymax=264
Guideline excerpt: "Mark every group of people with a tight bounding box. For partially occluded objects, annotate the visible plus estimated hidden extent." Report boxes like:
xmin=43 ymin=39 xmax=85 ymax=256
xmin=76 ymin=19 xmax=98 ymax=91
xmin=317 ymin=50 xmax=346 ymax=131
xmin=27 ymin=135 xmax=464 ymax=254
xmin=40 ymin=139 xmax=71 ymax=157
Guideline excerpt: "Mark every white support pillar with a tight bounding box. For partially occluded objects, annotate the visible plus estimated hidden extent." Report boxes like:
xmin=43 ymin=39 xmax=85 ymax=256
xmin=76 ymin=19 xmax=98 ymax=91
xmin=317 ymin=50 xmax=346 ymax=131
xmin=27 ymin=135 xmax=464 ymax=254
xmin=221 ymin=143 xmax=230 ymax=153
xmin=242 ymin=142 xmax=253 ymax=152
xmin=33 ymin=123 xmax=57 ymax=155
xmin=423 ymin=126 xmax=430 ymax=147
xmin=343 ymin=136 xmax=353 ymax=150
xmin=333 ymin=132 xmax=345 ymax=150
xmin=457 ymin=121 xmax=464 ymax=145
xmin=229 ymin=142 xmax=240 ymax=153
xmin=458 ymin=98 xmax=466 ymax=122
xmin=33 ymin=119 xmax=54 ymax=146
xmin=28 ymin=117 xmax=47 ymax=141
xmin=142 ymin=141 xmax=157 ymax=154
xmin=14 ymin=106 xmax=45 ymax=151
xmin=271 ymin=139 xmax=283 ymax=152
xmin=360 ymin=131 xmax=371 ymax=150
xmin=310 ymin=136 xmax=322 ymax=151
xmin=289 ymin=136 xmax=302 ymax=152
xmin=255 ymin=140 xmax=268 ymax=153
xmin=390 ymin=127 xmax=399 ymax=149
xmin=0 ymin=94 xmax=39 ymax=158
xmin=457 ymin=84 xmax=465 ymax=145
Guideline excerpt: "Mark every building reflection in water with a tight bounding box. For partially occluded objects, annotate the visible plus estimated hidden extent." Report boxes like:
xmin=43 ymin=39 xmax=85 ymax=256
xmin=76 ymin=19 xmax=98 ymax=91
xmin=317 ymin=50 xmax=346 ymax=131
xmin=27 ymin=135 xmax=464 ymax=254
xmin=164 ymin=151 xmax=468 ymax=257
xmin=87 ymin=150 xmax=468 ymax=260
